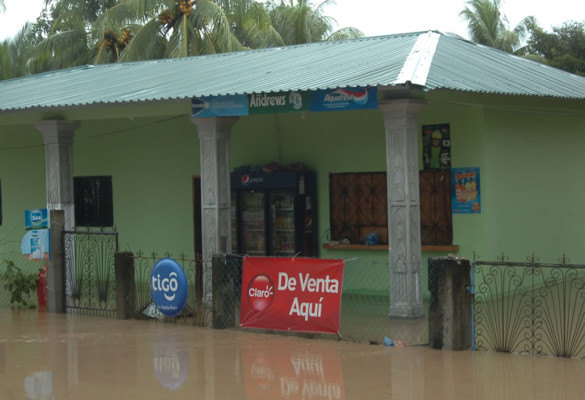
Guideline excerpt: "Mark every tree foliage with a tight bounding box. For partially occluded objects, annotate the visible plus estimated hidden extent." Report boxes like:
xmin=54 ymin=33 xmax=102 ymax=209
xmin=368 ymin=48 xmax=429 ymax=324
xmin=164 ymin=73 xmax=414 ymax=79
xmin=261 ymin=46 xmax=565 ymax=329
xmin=460 ymin=0 xmax=530 ymax=54
xmin=265 ymin=0 xmax=362 ymax=45
xmin=525 ymin=19 xmax=585 ymax=76
xmin=0 ymin=24 xmax=38 ymax=79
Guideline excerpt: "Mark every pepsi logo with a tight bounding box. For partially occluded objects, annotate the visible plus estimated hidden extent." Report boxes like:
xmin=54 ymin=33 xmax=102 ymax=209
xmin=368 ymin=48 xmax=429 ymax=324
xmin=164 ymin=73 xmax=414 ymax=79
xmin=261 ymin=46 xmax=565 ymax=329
xmin=241 ymin=175 xmax=263 ymax=186
xmin=247 ymin=274 xmax=274 ymax=311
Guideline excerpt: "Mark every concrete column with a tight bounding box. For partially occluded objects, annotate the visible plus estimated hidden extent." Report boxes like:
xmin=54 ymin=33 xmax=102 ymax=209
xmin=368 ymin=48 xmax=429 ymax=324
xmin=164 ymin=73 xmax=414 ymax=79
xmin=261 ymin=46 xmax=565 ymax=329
xmin=380 ymin=99 xmax=426 ymax=318
xmin=47 ymin=210 xmax=65 ymax=313
xmin=36 ymin=120 xmax=80 ymax=230
xmin=115 ymin=252 xmax=136 ymax=320
xmin=190 ymin=117 xmax=237 ymax=326
xmin=428 ymin=256 xmax=472 ymax=350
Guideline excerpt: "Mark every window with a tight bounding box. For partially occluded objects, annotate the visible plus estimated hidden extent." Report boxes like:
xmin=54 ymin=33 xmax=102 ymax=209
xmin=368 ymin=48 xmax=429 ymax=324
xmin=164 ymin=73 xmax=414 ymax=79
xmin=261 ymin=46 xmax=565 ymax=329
xmin=329 ymin=173 xmax=388 ymax=244
xmin=74 ymin=176 xmax=114 ymax=227
xmin=329 ymin=171 xmax=452 ymax=245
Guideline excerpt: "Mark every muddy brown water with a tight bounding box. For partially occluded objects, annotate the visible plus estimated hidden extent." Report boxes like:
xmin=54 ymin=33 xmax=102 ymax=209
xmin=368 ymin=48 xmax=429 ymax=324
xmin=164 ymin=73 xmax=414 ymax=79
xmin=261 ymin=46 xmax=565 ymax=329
xmin=1 ymin=309 xmax=584 ymax=400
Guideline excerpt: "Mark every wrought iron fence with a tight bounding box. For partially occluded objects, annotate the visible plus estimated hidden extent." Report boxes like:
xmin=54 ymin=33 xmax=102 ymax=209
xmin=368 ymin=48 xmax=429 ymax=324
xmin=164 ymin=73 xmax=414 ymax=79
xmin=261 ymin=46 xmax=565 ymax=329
xmin=128 ymin=252 xmax=430 ymax=345
xmin=473 ymin=255 xmax=585 ymax=358
xmin=63 ymin=229 xmax=118 ymax=317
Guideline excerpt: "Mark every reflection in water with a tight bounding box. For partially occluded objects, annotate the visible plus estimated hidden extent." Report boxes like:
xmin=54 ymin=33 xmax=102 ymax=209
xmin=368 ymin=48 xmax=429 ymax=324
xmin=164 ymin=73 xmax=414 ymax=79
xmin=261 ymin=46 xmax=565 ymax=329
xmin=152 ymin=334 xmax=190 ymax=391
xmin=241 ymin=335 xmax=344 ymax=400
xmin=24 ymin=371 xmax=54 ymax=400
xmin=1 ymin=310 xmax=585 ymax=400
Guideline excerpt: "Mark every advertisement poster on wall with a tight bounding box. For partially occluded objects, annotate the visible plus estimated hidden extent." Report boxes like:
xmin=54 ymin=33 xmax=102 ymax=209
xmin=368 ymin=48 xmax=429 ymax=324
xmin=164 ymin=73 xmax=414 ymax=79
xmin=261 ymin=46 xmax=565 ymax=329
xmin=451 ymin=167 xmax=481 ymax=214
xmin=310 ymin=87 xmax=378 ymax=112
xmin=240 ymin=257 xmax=345 ymax=334
xmin=422 ymin=123 xmax=451 ymax=170
xmin=21 ymin=209 xmax=50 ymax=261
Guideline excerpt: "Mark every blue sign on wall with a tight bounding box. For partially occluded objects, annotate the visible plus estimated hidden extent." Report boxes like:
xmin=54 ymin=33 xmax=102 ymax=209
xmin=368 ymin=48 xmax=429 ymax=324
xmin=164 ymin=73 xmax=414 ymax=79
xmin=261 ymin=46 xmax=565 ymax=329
xmin=25 ymin=209 xmax=49 ymax=230
xmin=150 ymin=258 xmax=189 ymax=317
xmin=452 ymin=167 xmax=481 ymax=214
xmin=21 ymin=229 xmax=50 ymax=260
xmin=191 ymin=95 xmax=249 ymax=118
xmin=310 ymin=87 xmax=378 ymax=112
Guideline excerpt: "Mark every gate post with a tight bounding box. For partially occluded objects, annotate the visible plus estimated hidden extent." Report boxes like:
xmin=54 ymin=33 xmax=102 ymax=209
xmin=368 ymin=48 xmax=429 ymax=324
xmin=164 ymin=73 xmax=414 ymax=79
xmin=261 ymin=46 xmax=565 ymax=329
xmin=115 ymin=252 xmax=136 ymax=319
xmin=48 ymin=210 xmax=66 ymax=313
xmin=428 ymin=256 xmax=472 ymax=350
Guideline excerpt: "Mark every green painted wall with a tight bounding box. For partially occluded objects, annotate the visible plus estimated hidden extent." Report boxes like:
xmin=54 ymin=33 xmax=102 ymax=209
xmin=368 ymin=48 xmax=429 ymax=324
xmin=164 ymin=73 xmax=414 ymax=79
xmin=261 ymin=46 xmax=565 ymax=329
xmin=2 ymin=92 xmax=585 ymax=297
xmin=0 ymin=125 xmax=46 ymax=253
xmin=73 ymin=116 xmax=201 ymax=255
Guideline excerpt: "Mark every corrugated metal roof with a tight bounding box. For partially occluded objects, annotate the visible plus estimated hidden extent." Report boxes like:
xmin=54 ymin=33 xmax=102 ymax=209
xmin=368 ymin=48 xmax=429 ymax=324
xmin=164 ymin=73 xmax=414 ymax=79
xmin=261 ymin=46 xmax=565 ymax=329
xmin=1 ymin=30 xmax=585 ymax=112
xmin=426 ymin=34 xmax=585 ymax=97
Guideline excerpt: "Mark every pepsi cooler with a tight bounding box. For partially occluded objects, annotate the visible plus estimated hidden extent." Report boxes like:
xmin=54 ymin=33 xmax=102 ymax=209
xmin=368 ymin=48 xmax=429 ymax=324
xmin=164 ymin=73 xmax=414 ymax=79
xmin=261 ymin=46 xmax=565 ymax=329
xmin=231 ymin=169 xmax=317 ymax=257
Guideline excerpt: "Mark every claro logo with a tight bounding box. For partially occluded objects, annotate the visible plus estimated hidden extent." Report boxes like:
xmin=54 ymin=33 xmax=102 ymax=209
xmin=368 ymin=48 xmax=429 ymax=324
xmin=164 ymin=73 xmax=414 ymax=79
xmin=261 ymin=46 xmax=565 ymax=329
xmin=247 ymin=274 xmax=274 ymax=311
xmin=152 ymin=272 xmax=179 ymax=301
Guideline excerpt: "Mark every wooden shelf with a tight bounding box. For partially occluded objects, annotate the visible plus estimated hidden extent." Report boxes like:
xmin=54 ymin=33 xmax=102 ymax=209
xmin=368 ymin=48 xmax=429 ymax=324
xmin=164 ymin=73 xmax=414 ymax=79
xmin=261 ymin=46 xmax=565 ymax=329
xmin=322 ymin=243 xmax=460 ymax=252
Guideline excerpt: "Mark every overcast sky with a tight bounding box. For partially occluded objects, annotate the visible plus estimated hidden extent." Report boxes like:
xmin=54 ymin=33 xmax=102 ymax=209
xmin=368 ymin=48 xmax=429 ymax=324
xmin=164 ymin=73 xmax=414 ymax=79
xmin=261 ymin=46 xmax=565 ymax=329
xmin=1 ymin=0 xmax=584 ymax=41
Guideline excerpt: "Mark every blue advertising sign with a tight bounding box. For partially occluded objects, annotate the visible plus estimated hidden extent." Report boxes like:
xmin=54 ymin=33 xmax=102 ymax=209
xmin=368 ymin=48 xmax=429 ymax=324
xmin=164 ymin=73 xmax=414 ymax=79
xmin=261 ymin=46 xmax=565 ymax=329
xmin=21 ymin=229 xmax=50 ymax=260
xmin=25 ymin=209 xmax=49 ymax=230
xmin=452 ymin=167 xmax=481 ymax=214
xmin=150 ymin=258 xmax=188 ymax=317
xmin=191 ymin=95 xmax=249 ymax=118
xmin=310 ymin=87 xmax=378 ymax=112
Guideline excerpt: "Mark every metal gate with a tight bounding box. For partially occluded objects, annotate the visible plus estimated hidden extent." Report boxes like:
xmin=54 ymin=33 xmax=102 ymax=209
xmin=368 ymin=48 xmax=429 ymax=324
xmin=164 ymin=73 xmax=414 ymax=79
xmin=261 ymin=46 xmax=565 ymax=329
xmin=473 ymin=257 xmax=585 ymax=358
xmin=63 ymin=229 xmax=119 ymax=317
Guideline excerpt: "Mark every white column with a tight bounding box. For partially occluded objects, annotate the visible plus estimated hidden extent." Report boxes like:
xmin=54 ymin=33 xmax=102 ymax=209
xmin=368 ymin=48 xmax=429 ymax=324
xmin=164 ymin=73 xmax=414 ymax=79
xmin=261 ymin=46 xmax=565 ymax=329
xmin=191 ymin=117 xmax=237 ymax=326
xmin=380 ymin=100 xmax=426 ymax=319
xmin=36 ymin=120 xmax=80 ymax=231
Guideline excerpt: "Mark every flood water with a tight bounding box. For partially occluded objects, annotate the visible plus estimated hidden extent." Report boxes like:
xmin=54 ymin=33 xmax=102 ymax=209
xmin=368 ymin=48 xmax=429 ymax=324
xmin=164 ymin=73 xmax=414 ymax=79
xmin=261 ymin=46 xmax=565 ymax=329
xmin=1 ymin=309 xmax=584 ymax=400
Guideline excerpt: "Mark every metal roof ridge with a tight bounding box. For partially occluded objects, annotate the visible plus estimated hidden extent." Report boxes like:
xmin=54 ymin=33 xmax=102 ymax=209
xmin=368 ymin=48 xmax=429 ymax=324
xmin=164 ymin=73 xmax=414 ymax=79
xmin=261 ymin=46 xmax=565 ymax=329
xmin=394 ymin=31 xmax=441 ymax=87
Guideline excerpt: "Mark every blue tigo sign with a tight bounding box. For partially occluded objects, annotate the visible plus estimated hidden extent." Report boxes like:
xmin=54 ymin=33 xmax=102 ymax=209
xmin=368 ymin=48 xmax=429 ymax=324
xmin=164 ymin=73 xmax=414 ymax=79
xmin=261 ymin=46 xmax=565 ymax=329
xmin=25 ymin=209 xmax=49 ymax=230
xmin=310 ymin=86 xmax=378 ymax=112
xmin=150 ymin=258 xmax=189 ymax=317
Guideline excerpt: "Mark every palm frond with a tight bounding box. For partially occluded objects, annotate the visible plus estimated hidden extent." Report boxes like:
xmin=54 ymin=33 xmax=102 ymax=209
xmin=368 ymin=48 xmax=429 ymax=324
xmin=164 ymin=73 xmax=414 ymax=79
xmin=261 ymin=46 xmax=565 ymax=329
xmin=36 ymin=29 xmax=91 ymax=68
xmin=326 ymin=27 xmax=364 ymax=41
xmin=119 ymin=18 xmax=165 ymax=62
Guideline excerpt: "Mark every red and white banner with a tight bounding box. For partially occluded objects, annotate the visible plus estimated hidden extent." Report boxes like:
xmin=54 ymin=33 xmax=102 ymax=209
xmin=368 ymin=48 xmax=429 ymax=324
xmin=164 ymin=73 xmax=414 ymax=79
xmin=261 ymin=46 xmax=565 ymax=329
xmin=240 ymin=257 xmax=345 ymax=334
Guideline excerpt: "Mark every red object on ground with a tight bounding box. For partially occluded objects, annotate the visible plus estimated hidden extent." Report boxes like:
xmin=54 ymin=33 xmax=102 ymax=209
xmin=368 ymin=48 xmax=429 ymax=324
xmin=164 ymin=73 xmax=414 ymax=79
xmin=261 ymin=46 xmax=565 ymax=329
xmin=37 ymin=265 xmax=47 ymax=308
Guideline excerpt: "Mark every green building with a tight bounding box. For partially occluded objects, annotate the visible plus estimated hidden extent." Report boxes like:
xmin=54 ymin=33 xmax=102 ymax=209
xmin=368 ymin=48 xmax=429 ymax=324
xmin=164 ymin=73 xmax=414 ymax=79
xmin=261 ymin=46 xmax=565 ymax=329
xmin=1 ymin=31 xmax=585 ymax=317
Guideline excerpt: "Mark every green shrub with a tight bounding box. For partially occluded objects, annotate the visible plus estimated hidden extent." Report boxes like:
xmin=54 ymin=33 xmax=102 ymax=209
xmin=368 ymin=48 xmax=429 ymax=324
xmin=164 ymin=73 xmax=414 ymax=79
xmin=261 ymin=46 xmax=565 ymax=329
xmin=0 ymin=259 xmax=39 ymax=308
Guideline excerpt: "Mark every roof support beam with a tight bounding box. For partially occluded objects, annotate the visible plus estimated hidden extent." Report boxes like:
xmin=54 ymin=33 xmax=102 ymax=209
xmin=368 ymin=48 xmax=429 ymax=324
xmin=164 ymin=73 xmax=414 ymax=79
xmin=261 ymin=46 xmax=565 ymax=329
xmin=191 ymin=116 xmax=238 ymax=327
xmin=380 ymin=99 xmax=426 ymax=319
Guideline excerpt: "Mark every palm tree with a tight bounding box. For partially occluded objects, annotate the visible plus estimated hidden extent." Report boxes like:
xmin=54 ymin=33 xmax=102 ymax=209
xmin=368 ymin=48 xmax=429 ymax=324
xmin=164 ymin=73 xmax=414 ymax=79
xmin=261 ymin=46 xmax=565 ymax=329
xmin=29 ymin=0 xmax=119 ymax=70
xmin=216 ymin=0 xmax=284 ymax=49
xmin=0 ymin=24 xmax=35 ymax=80
xmin=265 ymin=0 xmax=363 ymax=45
xmin=93 ymin=0 xmax=279 ymax=62
xmin=460 ymin=0 xmax=530 ymax=54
